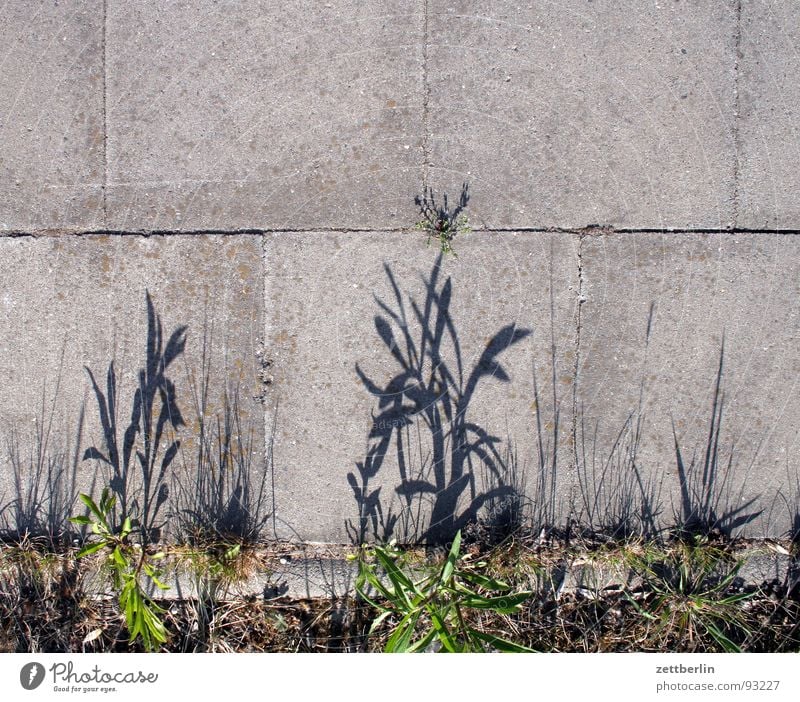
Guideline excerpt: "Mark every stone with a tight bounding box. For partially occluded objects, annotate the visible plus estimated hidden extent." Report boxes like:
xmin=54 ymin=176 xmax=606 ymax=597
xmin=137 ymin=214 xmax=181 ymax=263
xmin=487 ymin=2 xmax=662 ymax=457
xmin=0 ymin=2 xmax=104 ymax=232
xmin=105 ymin=0 xmax=425 ymax=231
xmin=0 ymin=234 xmax=265 ymax=542
xmin=576 ymin=231 xmax=800 ymax=538
xmin=426 ymin=0 xmax=737 ymax=229
xmin=264 ymin=229 xmax=578 ymax=542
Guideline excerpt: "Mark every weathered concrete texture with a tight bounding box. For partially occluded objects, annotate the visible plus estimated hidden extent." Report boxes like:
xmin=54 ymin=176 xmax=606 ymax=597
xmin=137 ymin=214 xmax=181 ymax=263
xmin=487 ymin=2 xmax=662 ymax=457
xmin=0 ymin=1 xmax=104 ymax=232
xmin=426 ymin=1 xmax=737 ymax=230
xmin=105 ymin=1 xmax=425 ymax=231
xmin=170 ymin=554 xmax=357 ymax=601
xmin=577 ymin=232 xmax=800 ymax=537
xmin=264 ymin=230 xmax=578 ymax=543
xmin=127 ymin=545 xmax=799 ymax=600
xmin=0 ymin=234 xmax=265 ymax=538
xmin=738 ymin=0 xmax=800 ymax=229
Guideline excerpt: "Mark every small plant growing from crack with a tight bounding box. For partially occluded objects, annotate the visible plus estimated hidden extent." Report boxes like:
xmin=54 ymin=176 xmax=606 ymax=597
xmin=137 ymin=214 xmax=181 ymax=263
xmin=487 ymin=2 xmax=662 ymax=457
xmin=414 ymin=182 xmax=471 ymax=256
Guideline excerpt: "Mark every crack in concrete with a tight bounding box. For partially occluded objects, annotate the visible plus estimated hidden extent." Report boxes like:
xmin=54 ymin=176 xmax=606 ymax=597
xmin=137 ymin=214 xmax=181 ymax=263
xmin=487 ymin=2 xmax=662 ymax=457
xmin=102 ymin=0 xmax=108 ymax=229
xmin=570 ymin=233 xmax=586 ymax=517
xmin=732 ymin=0 xmax=742 ymax=229
xmin=421 ymin=0 xmax=430 ymax=191
xmin=4 ymin=226 xmax=800 ymax=239
xmin=260 ymin=233 xmax=280 ymax=541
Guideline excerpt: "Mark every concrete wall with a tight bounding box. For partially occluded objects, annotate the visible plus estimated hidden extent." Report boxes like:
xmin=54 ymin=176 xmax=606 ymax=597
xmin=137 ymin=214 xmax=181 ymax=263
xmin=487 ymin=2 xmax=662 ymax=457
xmin=1 ymin=1 xmax=799 ymax=543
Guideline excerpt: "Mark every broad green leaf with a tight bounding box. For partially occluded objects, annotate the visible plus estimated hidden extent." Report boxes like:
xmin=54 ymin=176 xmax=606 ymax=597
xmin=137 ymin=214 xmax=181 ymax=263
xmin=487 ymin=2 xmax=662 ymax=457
xmin=467 ymin=628 xmax=536 ymax=653
xmin=79 ymin=493 xmax=103 ymax=521
xmin=100 ymin=488 xmax=116 ymax=514
xmin=146 ymin=570 xmax=170 ymax=592
xmin=367 ymin=610 xmax=393 ymax=636
xmin=359 ymin=562 xmax=397 ymax=604
xmin=451 ymin=581 xmax=482 ymax=598
xmin=112 ymin=546 xmax=127 ymax=569
xmin=374 ymin=549 xmax=418 ymax=605
xmin=76 ymin=541 xmax=106 ymax=558
xmin=440 ymin=530 xmax=462 ymax=586
xmin=122 ymin=582 xmax=137 ymax=636
xmin=429 ymin=610 xmax=458 ymax=652
xmin=69 ymin=515 xmax=92 ymax=526
xmin=385 ymin=610 xmax=421 ymax=653
xmin=460 ymin=571 xmax=511 ymax=592
xmin=354 ymin=576 xmax=385 ymax=612
xmin=406 ymin=627 xmax=438 ymax=653
xmin=460 ymin=591 xmax=532 ymax=614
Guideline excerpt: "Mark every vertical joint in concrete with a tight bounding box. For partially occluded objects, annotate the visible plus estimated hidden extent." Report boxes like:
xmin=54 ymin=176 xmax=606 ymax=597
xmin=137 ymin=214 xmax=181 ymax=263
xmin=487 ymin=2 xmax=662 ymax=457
xmin=732 ymin=0 xmax=742 ymax=228
xmin=570 ymin=232 xmax=586 ymax=515
xmin=102 ymin=0 xmax=108 ymax=229
xmin=421 ymin=0 xmax=430 ymax=191
xmin=261 ymin=234 xmax=278 ymax=541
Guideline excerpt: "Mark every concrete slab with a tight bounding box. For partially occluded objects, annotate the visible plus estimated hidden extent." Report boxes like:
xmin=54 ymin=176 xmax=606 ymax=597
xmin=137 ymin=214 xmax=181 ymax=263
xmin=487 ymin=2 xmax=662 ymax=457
xmin=738 ymin=0 xmax=800 ymax=229
xmin=426 ymin=1 xmax=737 ymax=230
xmin=0 ymin=234 xmax=265 ymax=542
xmin=0 ymin=2 xmax=104 ymax=232
xmin=577 ymin=232 xmax=800 ymax=538
xmin=264 ymin=229 xmax=578 ymax=543
xmin=105 ymin=1 xmax=425 ymax=232
xmin=97 ymin=544 xmax=797 ymax=601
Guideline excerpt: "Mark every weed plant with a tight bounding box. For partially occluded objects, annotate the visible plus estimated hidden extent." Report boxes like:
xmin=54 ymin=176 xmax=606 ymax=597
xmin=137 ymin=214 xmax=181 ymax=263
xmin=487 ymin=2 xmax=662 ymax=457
xmin=176 ymin=542 xmax=245 ymax=652
xmin=414 ymin=183 xmax=471 ymax=256
xmin=70 ymin=489 xmax=169 ymax=652
xmin=623 ymin=536 xmax=753 ymax=652
xmin=353 ymin=530 xmax=533 ymax=652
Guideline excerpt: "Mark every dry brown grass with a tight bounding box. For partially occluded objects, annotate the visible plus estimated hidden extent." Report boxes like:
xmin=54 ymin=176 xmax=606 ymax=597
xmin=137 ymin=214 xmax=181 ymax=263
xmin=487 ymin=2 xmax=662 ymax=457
xmin=2 ymin=532 xmax=799 ymax=653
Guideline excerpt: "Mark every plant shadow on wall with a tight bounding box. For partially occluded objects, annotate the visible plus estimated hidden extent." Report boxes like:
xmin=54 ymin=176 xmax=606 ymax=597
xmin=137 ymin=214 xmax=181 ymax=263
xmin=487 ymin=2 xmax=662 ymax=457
xmin=0 ymin=365 xmax=84 ymax=547
xmin=671 ymin=341 xmax=762 ymax=540
xmin=575 ymin=302 xmax=664 ymax=541
xmin=173 ymin=321 xmax=272 ymax=546
xmin=574 ymin=317 xmax=762 ymax=543
xmin=81 ymin=291 xmax=186 ymax=544
xmin=346 ymin=253 xmax=531 ymax=544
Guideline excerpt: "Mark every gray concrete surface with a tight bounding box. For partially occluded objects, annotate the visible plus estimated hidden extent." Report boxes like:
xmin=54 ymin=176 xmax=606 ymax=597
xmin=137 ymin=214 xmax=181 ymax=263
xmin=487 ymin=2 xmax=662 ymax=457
xmin=1 ymin=3 xmax=800 ymax=544
xmin=105 ymin=0 xmax=425 ymax=231
xmin=577 ymin=231 xmax=800 ymax=537
xmin=0 ymin=234 xmax=265 ymax=539
xmin=426 ymin=0 xmax=737 ymax=229
xmin=0 ymin=1 xmax=104 ymax=232
xmin=738 ymin=0 xmax=800 ymax=229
